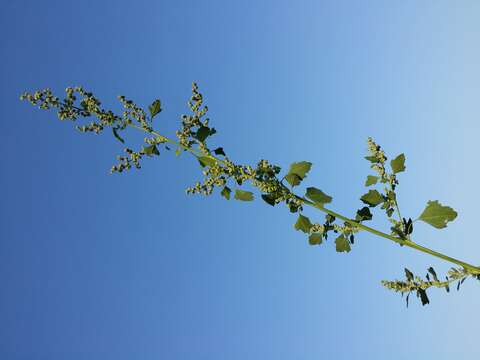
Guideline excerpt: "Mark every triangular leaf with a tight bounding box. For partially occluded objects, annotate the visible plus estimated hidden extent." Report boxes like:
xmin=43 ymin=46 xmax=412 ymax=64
xmin=197 ymin=156 xmax=217 ymax=167
xmin=355 ymin=207 xmax=373 ymax=221
xmin=195 ymin=126 xmax=216 ymax=142
xmin=418 ymin=200 xmax=458 ymax=229
xmin=234 ymin=189 xmax=254 ymax=201
xmin=148 ymin=99 xmax=162 ymax=119
xmin=261 ymin=194 xmax=277 ymax=206
xmin=285 ymin=161 xmax=312 ymax=187
xmin=285 ymin=173 xmax=302 ymax=187
xmin=428 ymin=267 xmax=439 ymax=282
xmin=305 ymin=187 xmax=332 ymax=205
xmin=365 ymin=175 xmax=378 ymax=186
xmin=417 ymin=289 xmax=430 ymax=306
xmin=360 ymin=190 xmax=384 ymax=207
xmin=214 ymin=147 xmax=226 ymax=156
xmin=294 ymin=214 xmax=313 ymax=233
xmin=143 ymin=145 xmax=160 ymax=156
xmin=405 ymin=268 xmax=414 ymax=281
xmin=195 ymin=126 xmax=210 ymax=142
xmin=309 ymin=233 xmax=323 ymax=245
xmin=221 ymin=186 xmax=231 ymax=200
xmin=391 ymin=153 xmax=406 ymax=174
xmin=289 ymin=161 xmax=312 ymax=178
xmin=335 ymin=235 xmax=351 ymax=253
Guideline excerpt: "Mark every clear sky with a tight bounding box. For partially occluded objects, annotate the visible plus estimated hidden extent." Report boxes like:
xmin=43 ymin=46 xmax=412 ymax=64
xmin=1 ymin=1 xmax=480 ymax=358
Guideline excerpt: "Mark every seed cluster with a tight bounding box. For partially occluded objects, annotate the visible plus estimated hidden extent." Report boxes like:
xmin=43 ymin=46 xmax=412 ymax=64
xmin=21 ymin=82 xmax=479 ymax=307
xmin=381 ymin=267 xmax=472 ymax=306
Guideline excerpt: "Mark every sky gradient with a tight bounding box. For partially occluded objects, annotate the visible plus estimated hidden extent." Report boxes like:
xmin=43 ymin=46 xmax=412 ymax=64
xmin=1 ymin=1 xmax=480 ymax=358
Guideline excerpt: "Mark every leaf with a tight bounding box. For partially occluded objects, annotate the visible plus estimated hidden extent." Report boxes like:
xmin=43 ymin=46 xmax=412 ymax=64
xmin=309 ymin=233 xmax=323 ymax=245
xmin=234 ymin=189 xmax=254 ymax=201
xmin=214 ymin=147 xmax=226 ymax=156
xmin=403 ymin=218 xmax=413 ymax=235
xmin=335 ymin=235 xmax=351 ymax=253
xmin=285 ymin=173 xmax=302 ymax=187
xmin=305 ymin=187 xmax=332 ymax=205
xmin=198 ymin=156 xmax=217 ymax=167
xmin=364 ymin=156 xmax=377 ymax=163
xmin=294 ymin=214 xmax=313 ymax=233
xmin=221 ymin=186 xmax=231 ymax=200
xmin=428 ymin=267 xmax=439 ymax=282
xmin=418 ymin=200 xmax=458 ymax=229
xmin=289 ymin=161 xmax=312 ymax=178
xmin=360 ymin=190 xmax=384 ymax=207
xmin=285 ymin=161 xmax=312 ymax=187
xmin=417 ymin=289 xmax=430 ymax=306
xmin=143 ymin=145 xmax=159 ymax=156
xmin=261 ymin=194 xmax=277 ymax=206
xmin=148 ymin=99 xmax=162 ymax=119
xmin=405 ymin=268 xmax=414 ymax=281
xmin=195 ymin=126 xmax=210 ymax=142
xmin=365 ymin=175 xmax=378 ymax=186
xmin=355 ymin=207 xmax=373 ymax=221
xmin=390 ymin=153 xmax=406 ymax=174
xmin=112 ymin=128 xmax=125 ymax=144
xmin=195 ymin=126 xmax=216 ymax=142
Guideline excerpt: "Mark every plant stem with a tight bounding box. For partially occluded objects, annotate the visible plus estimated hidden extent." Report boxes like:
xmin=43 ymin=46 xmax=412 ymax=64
xmin=130 ymin=124 xmax=480 ymax=275
xmin=302 ymin=200 xmax=480 ymax=274
xmin=129 ymin=123 xmax=226 ymax=165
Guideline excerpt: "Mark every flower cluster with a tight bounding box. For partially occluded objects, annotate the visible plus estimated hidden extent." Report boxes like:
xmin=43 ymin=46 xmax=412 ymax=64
xmin=21 ymin=82 xmax=478 ymax=307
xmin=381 ymin=267 xmax=475 ymax=306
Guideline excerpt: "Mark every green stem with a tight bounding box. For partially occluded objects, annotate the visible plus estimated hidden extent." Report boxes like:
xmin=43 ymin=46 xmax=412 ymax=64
xmin=129 ymin=123 xmax=227 ymax=165
xmin=130 ymin=124 xmax=480 ymax=275
xmin=302 ymin=199 xmax=480 ymax=274
xmin=393 ymin=196 xmax=403 ymax=223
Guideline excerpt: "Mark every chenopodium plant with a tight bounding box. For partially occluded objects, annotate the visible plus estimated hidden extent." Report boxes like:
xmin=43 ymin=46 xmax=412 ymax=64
xmin=20 ymin=83 xmax=480 ymax=307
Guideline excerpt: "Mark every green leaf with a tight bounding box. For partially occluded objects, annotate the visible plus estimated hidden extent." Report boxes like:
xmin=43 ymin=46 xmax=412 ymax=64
xmin=365 ymin=175 xmax=378 ymax=186
xmin=405 ymin=268 xmax=414 ymax=281
xmin=364 ymin=156 xmax=377 ymax=163
xmin=143 ymin=145 xmax=160 ymax=156
xmin=195 ymin=126 xmax=210 ymax=142
xmin=234 ymin=189 xmax=254 ymax=201
xmin=308 ymin=233 xmax=323 ymax=245
xmin=417 ymin=289 xmax=430 ymax=306
xmin=335 ymin=234 xmax=351 ymax=253
xmin=418 ymin=200 xmax=458 ymax=229
xmin=148 ymin=99 xmax=162 ymax=119
xmin=289 ymin=161 xmax=312 ymax=178
xmin=221 ymin=186 xmax=231 ymax=200
xmin=214 ymin=147 xmax=226 ymax=156
xmin=112 ymin=128 xmax=125 ymax=144
xmin=261 ymin=194 xmax=277 ymax=206
xmin=195 ymin=126 xmax=216 ymax=142
xmin=355 ymin=207 xmax=373 ymax=221
xmin=360 ymin=190 xmax=384 ymax=207
xmin=285 ymin=173 xmax=302 ymax=187
xmin=391 ymin=153 xmax=406 ymax=174
xmin=285 ymin=161 xmax=312 ymax=187
xmin=428 ymin=267 xmax=439 ymax=282
xmin=197 ymin=156 xmax=217 ymax=167
xmin=294 ymin=214 xmax=313 ymax=233
xmin=305 ymin=187 xmax=332 ymax=205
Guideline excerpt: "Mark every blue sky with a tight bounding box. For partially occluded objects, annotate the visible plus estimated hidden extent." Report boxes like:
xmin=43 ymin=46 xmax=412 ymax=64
xmin=1 ymin=1 xmax=480 ymax=358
